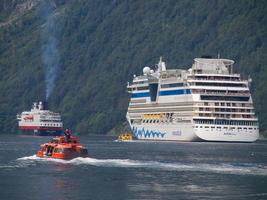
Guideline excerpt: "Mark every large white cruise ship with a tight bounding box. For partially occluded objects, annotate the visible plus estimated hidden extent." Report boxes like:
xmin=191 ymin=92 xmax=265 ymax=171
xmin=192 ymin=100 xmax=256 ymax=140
xmin=126 ymin=57 xmax=259 ymax=142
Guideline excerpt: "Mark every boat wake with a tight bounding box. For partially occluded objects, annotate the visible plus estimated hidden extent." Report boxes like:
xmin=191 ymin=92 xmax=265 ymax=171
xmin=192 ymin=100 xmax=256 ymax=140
xmin=15 ymin=155 xmax=267 ymax=176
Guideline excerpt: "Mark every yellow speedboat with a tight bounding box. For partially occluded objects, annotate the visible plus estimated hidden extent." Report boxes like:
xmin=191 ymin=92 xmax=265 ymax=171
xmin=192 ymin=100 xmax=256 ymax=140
xmin=117 ymin=133 xmax=133 ymax=141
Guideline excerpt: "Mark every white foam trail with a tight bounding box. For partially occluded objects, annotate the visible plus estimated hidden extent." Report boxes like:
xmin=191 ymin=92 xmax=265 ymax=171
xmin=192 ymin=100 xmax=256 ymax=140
xmin=17 ymin=155 xmax=67 ymax=164
xmin=15 ymin=155 xmax=267 ymax=176
xmin=17 ymin=155 xmax=39 ymax=160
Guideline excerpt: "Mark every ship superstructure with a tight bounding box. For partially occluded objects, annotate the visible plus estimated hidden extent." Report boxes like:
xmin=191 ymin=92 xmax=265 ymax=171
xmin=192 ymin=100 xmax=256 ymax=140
xmin=17 ymin=102 xmax=63 ymax=136
xmin=126 ymin=57 xmax=259 ymax=142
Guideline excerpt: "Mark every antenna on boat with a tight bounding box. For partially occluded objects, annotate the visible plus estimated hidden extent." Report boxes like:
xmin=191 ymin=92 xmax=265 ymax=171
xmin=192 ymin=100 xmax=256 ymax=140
xmin=248 ymin=75 xmax=252 ymax=87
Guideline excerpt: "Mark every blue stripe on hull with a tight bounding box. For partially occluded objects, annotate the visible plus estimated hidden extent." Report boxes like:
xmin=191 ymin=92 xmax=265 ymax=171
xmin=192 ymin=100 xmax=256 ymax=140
xmin=131 ymin=89 xmax=191 ymax=98
xmin=131 ymin=92 xmax=150 ymax=98
xmin=159 ymin=89 xmax=191 ymax=96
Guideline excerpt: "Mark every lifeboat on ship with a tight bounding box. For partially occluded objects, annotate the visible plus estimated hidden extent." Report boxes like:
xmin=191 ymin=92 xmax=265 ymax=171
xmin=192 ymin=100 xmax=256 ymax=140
xmin=37 ymin=136 xmax=88 ymax=159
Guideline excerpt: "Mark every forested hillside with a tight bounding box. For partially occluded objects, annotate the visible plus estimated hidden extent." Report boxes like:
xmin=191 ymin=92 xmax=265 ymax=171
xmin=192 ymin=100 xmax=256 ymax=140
xmin=0 ymin=0 xmax=266 ymax=135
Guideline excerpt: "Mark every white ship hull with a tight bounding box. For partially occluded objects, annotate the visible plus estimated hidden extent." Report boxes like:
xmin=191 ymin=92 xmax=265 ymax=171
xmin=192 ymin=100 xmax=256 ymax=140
xmin=131 ymin=123 xmax=198 ymax=141
xmin=194 ymin=127 xmax=259 ymax=142
xmin=130 ymin=124 xmax=259 ymax=142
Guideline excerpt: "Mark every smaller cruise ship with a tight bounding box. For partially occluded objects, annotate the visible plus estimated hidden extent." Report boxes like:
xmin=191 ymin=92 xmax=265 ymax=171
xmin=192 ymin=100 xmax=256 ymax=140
xmin=17 ymin=101 xmax=63 ymax=136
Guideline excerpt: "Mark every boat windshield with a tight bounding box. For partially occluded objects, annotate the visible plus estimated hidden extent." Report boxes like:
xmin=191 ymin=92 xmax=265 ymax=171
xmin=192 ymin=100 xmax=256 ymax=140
xmin=54 ymin=148 xmax=64 ymax=153
xmin=54 ymin=148 xmax=72 ymax=153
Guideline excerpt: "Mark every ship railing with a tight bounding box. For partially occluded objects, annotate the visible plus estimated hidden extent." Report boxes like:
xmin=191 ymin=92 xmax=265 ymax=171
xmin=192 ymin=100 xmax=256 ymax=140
xmin=187 ymin=77 xmax=245 ymax=82
xmin=196 ymin=91 xmax=250 ymax=96
xmin=193 ymin=90 xmax=250 ymax=96
xmin=40 ymin=119 xmax=62 ymax=122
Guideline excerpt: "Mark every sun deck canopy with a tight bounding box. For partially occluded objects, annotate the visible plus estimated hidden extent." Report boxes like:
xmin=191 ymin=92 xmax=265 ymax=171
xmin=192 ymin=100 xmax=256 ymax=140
xmin=192 ymin=58 xmax=235 ymax=74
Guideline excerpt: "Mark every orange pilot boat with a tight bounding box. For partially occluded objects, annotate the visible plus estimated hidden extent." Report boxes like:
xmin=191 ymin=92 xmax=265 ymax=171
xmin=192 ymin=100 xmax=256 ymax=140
xmin=37 ymin=136 xmax=88 ymax=159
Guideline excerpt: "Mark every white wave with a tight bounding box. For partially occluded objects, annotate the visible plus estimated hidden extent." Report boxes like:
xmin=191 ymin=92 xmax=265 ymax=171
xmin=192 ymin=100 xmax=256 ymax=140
xmin=15 ymin=155 xmax=267 ymax=176
xmin=17 ymin=155 xmax=68 ymax=164
xmin=0 ymin=165 xmax=17 ymax=169
xmin=69 ymin=158 xmax=267 ymax=176
xmin=17 ymin=155 xmax=39 ymax=161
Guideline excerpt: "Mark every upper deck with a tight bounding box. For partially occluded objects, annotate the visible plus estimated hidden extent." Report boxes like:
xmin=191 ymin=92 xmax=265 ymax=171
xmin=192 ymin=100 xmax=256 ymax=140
xmin=128 ymin=57 xmax=240 ymax=84
xmin=191 ymin=58 xmax=234 ymax=75
xmin=17 ymin=101 xmax=62 ymax=124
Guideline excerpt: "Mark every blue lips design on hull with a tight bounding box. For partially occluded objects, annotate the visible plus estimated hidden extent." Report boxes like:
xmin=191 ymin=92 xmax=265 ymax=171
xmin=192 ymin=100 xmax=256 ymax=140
xmin=132 ymin=127 xmax=166 ymax=138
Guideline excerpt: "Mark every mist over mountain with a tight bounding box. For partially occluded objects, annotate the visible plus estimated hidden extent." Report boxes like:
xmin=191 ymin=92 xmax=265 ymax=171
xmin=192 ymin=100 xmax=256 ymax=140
xmin=0 ymin=0 xmax=266 ymax=136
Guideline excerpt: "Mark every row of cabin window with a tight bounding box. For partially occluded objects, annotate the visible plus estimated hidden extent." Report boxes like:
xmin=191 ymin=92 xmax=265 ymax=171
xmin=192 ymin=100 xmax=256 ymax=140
xmin=160 ymin=83 xmax=184 ymax=88
xmin=41 ymin=124 xmax=61 ymax=126
xmin=142 ymin=119 xmax=174 ymax=124
xmin=194 ymin=119 xmax=258 ymax=126
xmin=202 ymin=102 xmax=251 ymax=107
xmin=195 ymin=126 xmax=257 ymax=130
xmin=192 ymin=90 xmax=250 ymax=96
xmin=131 ymin=119 xmax=173 ymax=124
xmin=193 ymin=76 xmax=240 ymax=81
xmin=194 ymin=82 xmax=247 ymax=87
xmin=199 ymin=108 xmax=252 ymax=112
xmin=201 ymin=96 xmax=249 ymax=101
xmin=129 ymin=83 xmax=184 ymax=91
xmin=41 ymin=120 xmax=62 ymax=122
xmin=198 ymin=113 xmax=253 ymax=118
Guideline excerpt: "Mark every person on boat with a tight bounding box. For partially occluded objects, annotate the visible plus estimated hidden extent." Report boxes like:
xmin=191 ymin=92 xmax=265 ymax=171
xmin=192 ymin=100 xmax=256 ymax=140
xmin=46 ymin=145 xmax=53 ymax=156
xmin=64 ymin=128 xmax=71 ymax=143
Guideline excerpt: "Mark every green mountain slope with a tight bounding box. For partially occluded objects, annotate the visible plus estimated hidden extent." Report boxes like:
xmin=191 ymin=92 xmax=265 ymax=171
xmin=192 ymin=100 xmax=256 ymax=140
xmin=0 ymin=0 xmax=267 ymax=135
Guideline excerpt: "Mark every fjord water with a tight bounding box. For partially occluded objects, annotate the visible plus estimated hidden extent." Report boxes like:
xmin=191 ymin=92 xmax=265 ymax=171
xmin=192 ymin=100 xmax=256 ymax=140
xmin=0 ymin=134 xmax=267 ymax=200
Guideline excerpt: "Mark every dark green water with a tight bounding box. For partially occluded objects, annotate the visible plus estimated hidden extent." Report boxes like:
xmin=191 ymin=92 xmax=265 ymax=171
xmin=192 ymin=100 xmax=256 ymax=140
xmin=0 ymin=134 xmax=267 ymax=200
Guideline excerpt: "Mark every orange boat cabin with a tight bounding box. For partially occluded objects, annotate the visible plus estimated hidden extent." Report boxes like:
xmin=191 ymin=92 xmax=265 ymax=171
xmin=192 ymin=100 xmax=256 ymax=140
xmin=37 ymin=136 xmax=88 ymax=159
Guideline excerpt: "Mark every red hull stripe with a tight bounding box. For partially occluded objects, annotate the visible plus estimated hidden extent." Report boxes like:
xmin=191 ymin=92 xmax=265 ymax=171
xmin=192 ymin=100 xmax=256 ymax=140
xmin=19 ymin=126 xmax=63 ymax=131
